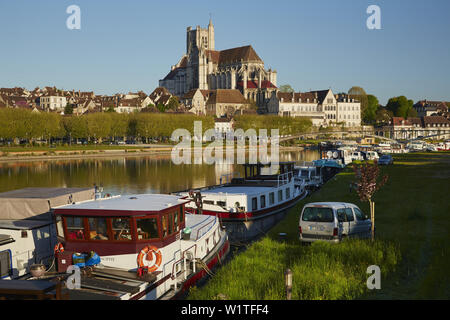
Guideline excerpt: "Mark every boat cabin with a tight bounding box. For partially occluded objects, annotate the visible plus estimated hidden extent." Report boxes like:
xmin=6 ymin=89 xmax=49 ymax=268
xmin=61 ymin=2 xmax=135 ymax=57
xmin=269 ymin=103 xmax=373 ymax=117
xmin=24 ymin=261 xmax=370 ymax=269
xmin=181 ymin=162 xmax=301 ymax=218
xmin=53 ymin=194 xmax=189 ymax=270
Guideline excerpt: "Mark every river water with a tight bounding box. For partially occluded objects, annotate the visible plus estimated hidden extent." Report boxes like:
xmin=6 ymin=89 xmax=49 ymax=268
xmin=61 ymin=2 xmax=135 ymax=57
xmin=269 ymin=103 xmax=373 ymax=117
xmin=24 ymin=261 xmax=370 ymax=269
xmin=0 ymin=149 xmax=319 ymax=195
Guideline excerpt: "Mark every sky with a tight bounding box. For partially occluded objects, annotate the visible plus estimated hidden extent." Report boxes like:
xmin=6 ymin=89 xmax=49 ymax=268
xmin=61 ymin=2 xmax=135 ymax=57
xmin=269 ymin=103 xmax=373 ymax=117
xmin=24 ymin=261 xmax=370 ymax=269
xmin=0 ymin=0 xmax=449 ymax=105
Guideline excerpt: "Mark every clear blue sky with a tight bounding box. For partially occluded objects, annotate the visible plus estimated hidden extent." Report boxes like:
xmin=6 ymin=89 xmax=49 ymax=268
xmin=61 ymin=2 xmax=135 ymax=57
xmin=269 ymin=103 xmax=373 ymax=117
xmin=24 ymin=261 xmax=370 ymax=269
xmin=0 ymin=0 xmax=449 ymax=105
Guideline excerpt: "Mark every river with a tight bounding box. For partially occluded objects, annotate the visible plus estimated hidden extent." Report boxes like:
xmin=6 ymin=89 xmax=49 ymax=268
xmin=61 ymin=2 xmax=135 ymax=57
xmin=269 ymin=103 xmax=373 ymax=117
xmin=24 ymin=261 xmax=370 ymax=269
xmin=0 ymin=149 xmax=319 ymax=195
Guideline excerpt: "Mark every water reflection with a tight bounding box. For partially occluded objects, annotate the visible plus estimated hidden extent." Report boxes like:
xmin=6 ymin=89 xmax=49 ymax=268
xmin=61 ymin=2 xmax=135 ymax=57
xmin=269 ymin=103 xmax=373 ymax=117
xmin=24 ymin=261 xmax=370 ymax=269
xmin=0 ymin=150 xmax=319 ymax=195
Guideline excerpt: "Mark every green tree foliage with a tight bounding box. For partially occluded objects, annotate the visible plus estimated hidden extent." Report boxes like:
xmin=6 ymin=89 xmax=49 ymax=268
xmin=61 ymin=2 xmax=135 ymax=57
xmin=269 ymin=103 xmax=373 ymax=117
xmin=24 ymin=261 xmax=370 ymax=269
xmin=364 ymin=94 xmax=380 ymax=124
xmin=386 ymin=96 xmax=414 ymax=118
xmin=166 ymin=96 xmax=180 ymax=111
xmin=279 ymin=84 xmax=294 ymax=93
xmin=348 ymin=86 xmax=369 ymax=121
xmin=0 ymin=109 xmax=312 ymax=144
xmin=86 ymin=113 xmax=112 ymax=143
xmin=64 ymin=104 xmax=74 ymax=115
xmin=375 ymin=108 xmax=393 ymax=125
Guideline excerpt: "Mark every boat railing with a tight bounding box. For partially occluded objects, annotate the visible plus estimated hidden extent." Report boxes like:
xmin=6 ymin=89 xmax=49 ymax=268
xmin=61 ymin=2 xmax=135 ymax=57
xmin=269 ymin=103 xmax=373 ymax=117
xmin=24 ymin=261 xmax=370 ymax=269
xmin=171 ymin=243 xmax=198 ymax=280
xmin=195 ymin=217 xmax=217 ymax=240
xmin=219 ymin=172 xmax=241 ymax=185
xmin=277 ymin=172 xmax=293 ymax=187
xmin=295 ymin=161 xmax=315 ymax=167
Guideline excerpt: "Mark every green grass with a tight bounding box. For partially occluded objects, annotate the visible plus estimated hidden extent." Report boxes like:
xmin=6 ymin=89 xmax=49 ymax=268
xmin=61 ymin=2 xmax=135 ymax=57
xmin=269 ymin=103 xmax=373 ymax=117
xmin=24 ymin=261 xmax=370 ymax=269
xmin=187 ymin=151 xmax=450 ymax=300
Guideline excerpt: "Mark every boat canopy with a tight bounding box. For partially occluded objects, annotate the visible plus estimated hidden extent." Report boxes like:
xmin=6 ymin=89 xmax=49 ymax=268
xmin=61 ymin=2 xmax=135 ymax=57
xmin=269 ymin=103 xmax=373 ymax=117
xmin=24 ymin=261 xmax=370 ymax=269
xmin=0 ymin=187 xmax=95 ymax=221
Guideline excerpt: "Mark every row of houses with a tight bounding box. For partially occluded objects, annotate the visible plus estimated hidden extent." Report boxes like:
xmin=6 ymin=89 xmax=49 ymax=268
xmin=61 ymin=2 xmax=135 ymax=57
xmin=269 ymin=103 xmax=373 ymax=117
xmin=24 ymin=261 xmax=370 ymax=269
xmin=377 ymin=116 xmax=450 ymax=140
xmin=0 ymin=86 xmax=176 ymax=115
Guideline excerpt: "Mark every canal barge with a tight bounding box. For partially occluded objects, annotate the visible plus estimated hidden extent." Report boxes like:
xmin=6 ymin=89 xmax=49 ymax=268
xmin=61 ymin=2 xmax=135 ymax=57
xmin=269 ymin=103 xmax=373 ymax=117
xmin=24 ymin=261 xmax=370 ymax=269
xmin=0 ymin=188 xmax=229 ymax=300
xmin=52 ymin=193 xmax=229 ymax=300
xmin=175 ymin=162 xmax=308 ymax=242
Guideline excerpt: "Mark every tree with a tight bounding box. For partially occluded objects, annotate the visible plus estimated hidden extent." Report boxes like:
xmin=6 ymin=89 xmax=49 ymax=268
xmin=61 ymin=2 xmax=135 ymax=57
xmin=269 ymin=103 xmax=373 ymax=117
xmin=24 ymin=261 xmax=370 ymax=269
xmin=364 ymin=94 xmax=380 ymax=124
xmin=375 ymin=107 xmax=393 ymax=125
xmin=105 ymin=105 xmax=116 ymax=113
xmin=352 ymin=162 xmax=388 ymax=241
xmin=166 ymin=96 xmax=180 ymax=111
xmin=279 ymin=84 xmax=294 ymax=93
xmin=64 ymin=103 xmax=74 ymax=115
xmin=348 ymin=86 xmax=368 ymax=122
xmin=386 ymin=96 xmax=414 ymax=118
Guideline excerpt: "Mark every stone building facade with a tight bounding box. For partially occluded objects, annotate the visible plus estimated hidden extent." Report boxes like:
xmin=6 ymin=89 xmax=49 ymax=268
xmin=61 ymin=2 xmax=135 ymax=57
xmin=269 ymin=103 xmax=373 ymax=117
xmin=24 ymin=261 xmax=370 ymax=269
xmin=159 ymin=20 xmax=277 ymax=103
xmin=261 ymin=89 xmax=361 ymax=127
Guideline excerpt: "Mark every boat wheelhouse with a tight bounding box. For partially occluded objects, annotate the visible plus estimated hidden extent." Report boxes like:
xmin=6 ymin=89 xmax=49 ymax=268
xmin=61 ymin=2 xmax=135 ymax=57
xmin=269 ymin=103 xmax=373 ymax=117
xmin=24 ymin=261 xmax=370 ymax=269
xmin=176 ymin=162 xmax=307 ymax=242
xmin=52 ymin=193 xmax=229 ymax=300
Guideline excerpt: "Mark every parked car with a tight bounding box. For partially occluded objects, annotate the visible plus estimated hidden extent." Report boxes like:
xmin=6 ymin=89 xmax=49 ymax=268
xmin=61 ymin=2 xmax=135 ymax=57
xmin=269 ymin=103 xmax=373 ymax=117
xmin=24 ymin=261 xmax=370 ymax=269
xmin=298 ymin=202 xmax=372 ymax=243
xmin=378 ymin=154 xmax=394 ymax=165
xmin=363 ymin=151 xmax=379 ymax=161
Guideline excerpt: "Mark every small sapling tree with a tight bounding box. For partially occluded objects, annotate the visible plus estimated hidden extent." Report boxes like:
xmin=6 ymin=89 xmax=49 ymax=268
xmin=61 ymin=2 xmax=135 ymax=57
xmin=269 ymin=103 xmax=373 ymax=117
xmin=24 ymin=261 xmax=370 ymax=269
xmin=352 ymin=161 xmax=388 ymax=241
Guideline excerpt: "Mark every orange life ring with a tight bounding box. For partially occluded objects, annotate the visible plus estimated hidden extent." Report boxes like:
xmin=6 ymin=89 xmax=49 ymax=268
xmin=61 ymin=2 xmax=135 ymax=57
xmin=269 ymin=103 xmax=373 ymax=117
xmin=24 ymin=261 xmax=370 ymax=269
xmin=54 ymin=242 xmax=64 ymax=254
xmin=137 ymin=245 xmax=162 ymax=272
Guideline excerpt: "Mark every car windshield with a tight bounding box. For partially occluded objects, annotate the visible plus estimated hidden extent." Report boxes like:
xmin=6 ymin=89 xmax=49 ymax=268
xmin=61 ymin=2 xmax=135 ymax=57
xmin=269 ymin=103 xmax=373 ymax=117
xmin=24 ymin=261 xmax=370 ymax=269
xmin=302 ymin=207 xmax=334 ymax=222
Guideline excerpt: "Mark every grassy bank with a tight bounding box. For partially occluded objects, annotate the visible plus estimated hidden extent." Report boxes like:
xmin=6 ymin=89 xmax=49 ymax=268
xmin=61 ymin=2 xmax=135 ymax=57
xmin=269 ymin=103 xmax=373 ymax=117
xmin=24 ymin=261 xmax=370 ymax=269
xmin=188 ymin=151 xmax=450 ymax=300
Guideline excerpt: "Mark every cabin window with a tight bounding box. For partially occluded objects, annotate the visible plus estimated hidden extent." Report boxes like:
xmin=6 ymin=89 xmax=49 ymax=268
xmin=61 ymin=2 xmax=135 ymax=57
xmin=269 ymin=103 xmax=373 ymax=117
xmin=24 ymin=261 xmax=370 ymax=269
xmin=203 ymin=200 xmax=214 ymax=205
xmin=269 ymin=192 xmax=275 ymax=205
xmin=56 ymin=216 xmax=65 ymax=238
xmin=111 ymin=218 xmax=132 ymax=241
xmin=174 ymin=210 xmax=179 ymax=232
xmin=136 ymin=217 xmax=159 ymax=240
xmin=161 ymin=215 xmax=168 ymax=237
xmin=260 ymin=195 xmax=266 ymax=208
xmin=251 ymin=197 xmax=258 ymax=211
xmin=180 ymin=206 xmax=185 ymax=224
xmin=65 ymin=216 xmax=85 ymax=240
xmin=168 ymin=213 xmax=174 ymax=235
xmin=278 ymin=190 xmax=283 ymax=202
xmin=0 ymin=250 xmax=12 ymax=278
xmin=88 ymin=217 xmax=109 ymax=240
xmin=286 ymin=188 xmax=290 ymax=199
xmin=216 ymin=201 xmax=226 ymax=207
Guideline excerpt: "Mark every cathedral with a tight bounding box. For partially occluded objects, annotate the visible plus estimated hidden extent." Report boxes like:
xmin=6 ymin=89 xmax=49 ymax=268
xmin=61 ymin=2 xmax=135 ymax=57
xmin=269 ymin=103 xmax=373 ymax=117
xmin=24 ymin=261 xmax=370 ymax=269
xmin=159 ymin=19 xmax=278 ymax=106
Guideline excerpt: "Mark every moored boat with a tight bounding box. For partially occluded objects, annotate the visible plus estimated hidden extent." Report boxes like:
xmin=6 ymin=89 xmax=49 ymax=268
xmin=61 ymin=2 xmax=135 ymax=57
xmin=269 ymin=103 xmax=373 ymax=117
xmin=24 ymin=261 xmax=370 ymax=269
xmin=175 ymin=162 xmax=308 ymax=243
xmin=52 ymin=193 xmax=229 ymax=300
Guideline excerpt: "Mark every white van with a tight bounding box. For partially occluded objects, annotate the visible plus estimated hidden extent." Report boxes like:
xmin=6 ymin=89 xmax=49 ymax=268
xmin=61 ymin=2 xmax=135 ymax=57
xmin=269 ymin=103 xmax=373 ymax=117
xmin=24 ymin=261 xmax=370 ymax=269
xmin=299 ymin=202 xmax=372 ymax=243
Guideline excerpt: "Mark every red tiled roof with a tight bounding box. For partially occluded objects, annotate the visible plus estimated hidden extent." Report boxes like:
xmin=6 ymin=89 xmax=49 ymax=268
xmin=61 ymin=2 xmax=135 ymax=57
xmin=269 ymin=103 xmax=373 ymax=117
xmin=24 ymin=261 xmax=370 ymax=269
xmin=237 ymin=80 xmax=277 ymax=89
xmin=206 ymin=89 xmax=247 ymax=105
xmin=206 ymin=45 xmax=262 ymax=66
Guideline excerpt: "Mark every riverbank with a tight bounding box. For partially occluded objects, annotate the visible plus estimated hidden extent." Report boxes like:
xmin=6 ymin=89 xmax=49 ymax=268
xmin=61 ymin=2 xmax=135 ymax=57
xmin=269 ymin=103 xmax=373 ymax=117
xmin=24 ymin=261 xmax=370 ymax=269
xmin=187 ymin=151 xmax=450 ymax=300
xmin=0 ymin=145 xmax=305 ymax=162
